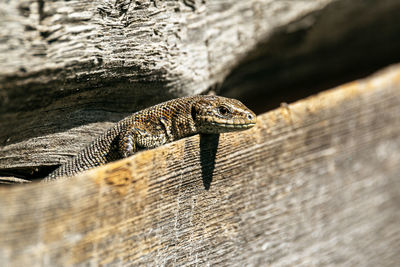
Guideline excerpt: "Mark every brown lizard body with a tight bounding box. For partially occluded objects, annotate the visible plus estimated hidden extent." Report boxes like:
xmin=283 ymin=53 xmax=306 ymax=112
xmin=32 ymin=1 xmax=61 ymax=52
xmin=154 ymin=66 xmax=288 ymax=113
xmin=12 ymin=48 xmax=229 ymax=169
xmin=44 ymin=95 xmax=256 ymax=181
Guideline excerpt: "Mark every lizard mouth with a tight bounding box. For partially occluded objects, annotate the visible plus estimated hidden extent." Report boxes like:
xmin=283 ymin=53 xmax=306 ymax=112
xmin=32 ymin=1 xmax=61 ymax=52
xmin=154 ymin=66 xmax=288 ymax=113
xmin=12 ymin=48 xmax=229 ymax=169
xmin=209 ymin=121 xmax=256 ymax=129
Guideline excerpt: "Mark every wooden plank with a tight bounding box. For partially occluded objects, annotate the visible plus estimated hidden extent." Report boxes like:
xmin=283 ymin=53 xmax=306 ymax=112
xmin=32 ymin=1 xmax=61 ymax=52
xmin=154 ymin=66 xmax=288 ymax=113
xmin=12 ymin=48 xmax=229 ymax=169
xmin=1 ymin=65 xmax=400 ymax=265
xmin=3 ymin=0 xmax=400 ymax=176
xmin=0 ymin=0 xmax=334 ymax=172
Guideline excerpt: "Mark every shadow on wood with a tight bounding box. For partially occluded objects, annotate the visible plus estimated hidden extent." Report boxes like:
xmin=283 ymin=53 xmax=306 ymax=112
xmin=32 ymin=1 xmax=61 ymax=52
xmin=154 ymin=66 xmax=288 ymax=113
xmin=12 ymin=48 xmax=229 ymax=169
xmin=200 ymin=134 xmax=220 ymax=190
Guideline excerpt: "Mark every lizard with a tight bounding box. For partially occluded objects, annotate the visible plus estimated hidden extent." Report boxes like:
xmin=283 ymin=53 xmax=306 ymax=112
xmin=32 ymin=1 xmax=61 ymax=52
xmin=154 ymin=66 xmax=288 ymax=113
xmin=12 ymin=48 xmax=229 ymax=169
xmin=43 ymin=95 xmax=256 ymax=181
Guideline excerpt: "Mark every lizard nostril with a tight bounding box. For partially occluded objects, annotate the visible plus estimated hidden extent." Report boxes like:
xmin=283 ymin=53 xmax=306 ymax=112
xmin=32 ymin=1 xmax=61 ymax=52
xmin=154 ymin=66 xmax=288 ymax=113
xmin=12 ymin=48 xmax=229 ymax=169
xmin=247 ymin=114 xmax=253 ymax=120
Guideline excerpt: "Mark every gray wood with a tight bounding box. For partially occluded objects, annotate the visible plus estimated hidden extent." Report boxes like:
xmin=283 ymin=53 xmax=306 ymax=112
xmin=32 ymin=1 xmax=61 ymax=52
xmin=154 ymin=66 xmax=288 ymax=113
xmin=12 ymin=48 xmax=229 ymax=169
xmin=6 ymin=0 xmax=400 ymax=176
xmin=0 ymin=177 xmax=30 ymax=184
xmin=0 ymin=65 xmax=399 ymax=266
xmin=0 ymin=0 xmax=333 ymax=173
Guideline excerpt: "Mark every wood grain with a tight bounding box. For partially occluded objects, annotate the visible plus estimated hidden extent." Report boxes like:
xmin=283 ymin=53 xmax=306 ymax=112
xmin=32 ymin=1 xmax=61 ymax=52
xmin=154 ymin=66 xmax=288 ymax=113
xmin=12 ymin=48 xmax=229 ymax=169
xmin=0 ymin=0 xmax=334 ymax=173
xmin=1 ymin=65 xmax=399 ymax=266
xmin=5 ymin=0 xmax=400 ymax=176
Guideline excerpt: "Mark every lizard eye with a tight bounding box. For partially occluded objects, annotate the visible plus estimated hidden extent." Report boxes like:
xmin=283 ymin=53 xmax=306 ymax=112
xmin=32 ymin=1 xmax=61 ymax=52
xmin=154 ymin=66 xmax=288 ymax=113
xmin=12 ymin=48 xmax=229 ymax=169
xmin=218 ymin=106 xmax=230 ymax=116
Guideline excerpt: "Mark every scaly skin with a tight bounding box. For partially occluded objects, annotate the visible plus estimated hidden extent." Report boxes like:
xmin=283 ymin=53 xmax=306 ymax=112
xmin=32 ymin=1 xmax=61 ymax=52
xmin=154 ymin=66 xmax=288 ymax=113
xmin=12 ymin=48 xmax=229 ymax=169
xmin=44 ymin=95 xmax=256 ymax=181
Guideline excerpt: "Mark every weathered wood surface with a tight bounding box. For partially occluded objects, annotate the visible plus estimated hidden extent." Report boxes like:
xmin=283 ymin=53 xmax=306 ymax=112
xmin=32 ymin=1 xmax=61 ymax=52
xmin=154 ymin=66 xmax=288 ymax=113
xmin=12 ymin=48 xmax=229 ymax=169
xmin=0 ymin=177 xmax=30 ymax=185
xmin=2 ymin=0 xmax=400 ymax=178
xmin=1 ymin=65 xmax=400 ymax=266
xmin=0 ymin=0 xmax=332 ymax=174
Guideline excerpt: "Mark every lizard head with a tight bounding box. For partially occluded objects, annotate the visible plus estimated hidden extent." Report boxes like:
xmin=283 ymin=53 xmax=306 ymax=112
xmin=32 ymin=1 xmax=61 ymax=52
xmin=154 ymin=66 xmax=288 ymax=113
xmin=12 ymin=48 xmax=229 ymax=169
xmin=191 ymin=95 xmax=256 ymax=134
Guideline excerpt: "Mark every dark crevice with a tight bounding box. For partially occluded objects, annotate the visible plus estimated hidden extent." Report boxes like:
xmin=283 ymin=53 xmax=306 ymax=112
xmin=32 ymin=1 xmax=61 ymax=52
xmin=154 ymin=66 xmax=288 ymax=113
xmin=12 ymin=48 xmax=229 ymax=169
xmin=38 ymin=0 xmax=45 ymax=22
xmin=220 ymin=0 xmax=400 ymax=114
xmin=0 ymin=165 xmax=58 ymax=181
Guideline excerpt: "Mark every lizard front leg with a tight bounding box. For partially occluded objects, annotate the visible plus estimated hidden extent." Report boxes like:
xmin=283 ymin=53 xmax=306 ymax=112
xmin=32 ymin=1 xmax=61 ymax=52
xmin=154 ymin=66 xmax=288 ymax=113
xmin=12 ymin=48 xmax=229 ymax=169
xmin=118 ymin=127 xmax=138 ymax=158
xmin=118 ymin=125 xmax=168 ymax=158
